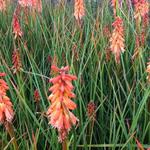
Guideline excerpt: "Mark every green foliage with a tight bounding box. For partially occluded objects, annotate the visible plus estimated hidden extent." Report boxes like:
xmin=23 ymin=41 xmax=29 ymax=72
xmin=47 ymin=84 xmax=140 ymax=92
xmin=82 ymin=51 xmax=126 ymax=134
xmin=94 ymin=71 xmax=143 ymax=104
xmin=0 ymin=1 xmax=150 ymax=149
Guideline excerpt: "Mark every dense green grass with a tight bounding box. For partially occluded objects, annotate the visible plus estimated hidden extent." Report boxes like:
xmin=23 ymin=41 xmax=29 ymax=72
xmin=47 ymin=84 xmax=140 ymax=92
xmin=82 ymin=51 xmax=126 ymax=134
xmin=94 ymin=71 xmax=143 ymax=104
xmin=0 ymin=1 xmax=150 ymax=149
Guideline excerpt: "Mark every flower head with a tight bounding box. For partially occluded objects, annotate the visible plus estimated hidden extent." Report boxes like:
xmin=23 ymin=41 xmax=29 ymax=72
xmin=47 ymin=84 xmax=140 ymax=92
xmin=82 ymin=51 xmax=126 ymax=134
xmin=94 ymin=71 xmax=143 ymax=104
xmin=18 ymin=0 xmax=32 ymax=7
xmin=18 ymin=0 xmax=42 ymax=12
xmin=0 ymin=73 xmax=6 ymax=77
xmin=0 ymin=73 xmax=14 ymax=124
xmin=12 ymin=13 xmax=23 ymax=39
xmin=12 ymin=49 xmax=22 ymax=73
xmin=134 ymin=0 xmax=149 ymax=20
xmin=0 ymin=0 xmax=6 ymax=12
xmin=47 ymin=65 xmax=78 ymax=142
xmin=74 ymin=0 xmax=85 ymax=24
xmin=0 ymin=74 xmax=8 ymax=95
xmin=143 ymin=14 xmax=149 ymax=28
xmin=110 ymin=17 xmax=125 ymax=64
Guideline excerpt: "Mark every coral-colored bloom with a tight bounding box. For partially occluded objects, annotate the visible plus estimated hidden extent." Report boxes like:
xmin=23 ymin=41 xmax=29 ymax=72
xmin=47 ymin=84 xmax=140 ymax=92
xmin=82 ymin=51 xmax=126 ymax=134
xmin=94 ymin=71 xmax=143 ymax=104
xmin=141 ymin=31 xmax=146 ymax=46
xmin=0 ymin=73 xmax=6 ymax=77
xmin=12 ymin=13 xmax=23 ymax=39
xmin=110 ymin=17 xmax=125 ymax=64
xmin=36 ymin=0 xmax=42 ymax=13
xmin=0 ymin=79 xmax=9 ymax=96
xmin=12 ymin=49 xmax=22 ymax=73
xmin=74 ymin=0 xmax=85 ymax=23
xmin=47 ymin=65 xmax=78 ymax=142
xmin=18 ymin=0 xmax=32 ymax=7
xmin=19 ymin=0 xmax=42 ymax=12
xmin=31 ymin=0 xmax=42 ymax=13
xmin=0 ymin=74 xmax=14 ymax=124
xmin=134 ymin=0 xmax=149 ymax=20
xmin=146 ymin=59 xmax=150 ymax=82
xmin=0 ymin=0 xmax=6 ymax=12
xmin=143 ymin=14 xmax=149 ymax=28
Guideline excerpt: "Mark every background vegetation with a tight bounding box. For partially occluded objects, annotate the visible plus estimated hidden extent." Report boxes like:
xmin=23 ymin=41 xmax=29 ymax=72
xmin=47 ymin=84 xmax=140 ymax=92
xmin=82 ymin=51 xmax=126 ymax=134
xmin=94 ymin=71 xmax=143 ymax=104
xmin=0 ymin=1 xmax=150 ymax=149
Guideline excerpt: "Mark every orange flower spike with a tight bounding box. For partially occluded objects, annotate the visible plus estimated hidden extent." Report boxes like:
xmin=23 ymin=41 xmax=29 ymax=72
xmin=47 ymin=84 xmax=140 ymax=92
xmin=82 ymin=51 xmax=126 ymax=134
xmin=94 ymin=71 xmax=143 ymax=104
xmin=143 ymin=14 xmax=149 ymax=28
xmin=18 ymin=0 xmax=32 ymax=7
xmin=0 ymin=73 xmax=14 ymax=124
xmin=37 ymin=0 xmax=42 ymax=13
xmin=32 ymin=0 xmax=42 ymax=13
xmin=0 ymin=80 xmax=9 ymax=96
xmin=0 ymin=0 xmax=6 ymax=12
xmin=0 ymin=75 xmax=9 ymax=96
xmin=110 ymin=17 xmax=125 ymax=64
xmin=74 ymin=0 xmax=85 ymax=24
xmin=19 ymin=0 xmax=42 ymax=13
xmin=134 ymin=0 xmax=149 ymax=20
xmin=12 ymin=14 xmax=23 ymax=39
xmin=47 ymin=65 xmax=78 ymax=142
xmin=0 ymin=73 xmax=6 ymax=77
xmin=12 ymin=49 xmax=22 ymax=74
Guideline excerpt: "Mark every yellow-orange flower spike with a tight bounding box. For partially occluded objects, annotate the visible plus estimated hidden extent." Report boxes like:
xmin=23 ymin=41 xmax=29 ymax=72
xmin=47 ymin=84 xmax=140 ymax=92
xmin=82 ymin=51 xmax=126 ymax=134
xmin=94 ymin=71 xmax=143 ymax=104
xmin=74 ymin=0 xmax=85 ymax=23
xmin=110 ymin=17 xmax=125 ymax=64
xmin=0 ymin=73 xmax=14 ymax=124
xmin=18 ymin=0 xmax=42 ymax=12
xmin=134 ymin=0 xmax=149 ymax=20
xmin=47 ymin=65 xmax=78 ymax=142
xmin=0 ymin=0 xmax=6 ymax=12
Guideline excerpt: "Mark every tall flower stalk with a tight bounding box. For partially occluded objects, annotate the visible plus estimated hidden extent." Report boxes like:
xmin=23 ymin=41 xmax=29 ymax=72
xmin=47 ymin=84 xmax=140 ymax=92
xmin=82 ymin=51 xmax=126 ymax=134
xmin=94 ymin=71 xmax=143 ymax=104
xmin=12 ymin=49 xmax=22 ymax=74
xmin=74 ymin=0 xmax=85 ymax=27
xmin=18 ymin=0 xmax=42 ymax=12
xmin=134 ymin=0 xmax=149 ymax=23
xmin=110 ymin=17 xmax=125 ymax=64
xmin=0 ymin=73 xmax=18 ymax=150
xmin=132 ymin=0 xmax=149 ymax=59
xmin=12 ymin=6 xmax=23 ymax=40
xmin=0 ymin=0 xmax=6 ymax=12
xmin=47 ymin=65 xmax=78 ymax=144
